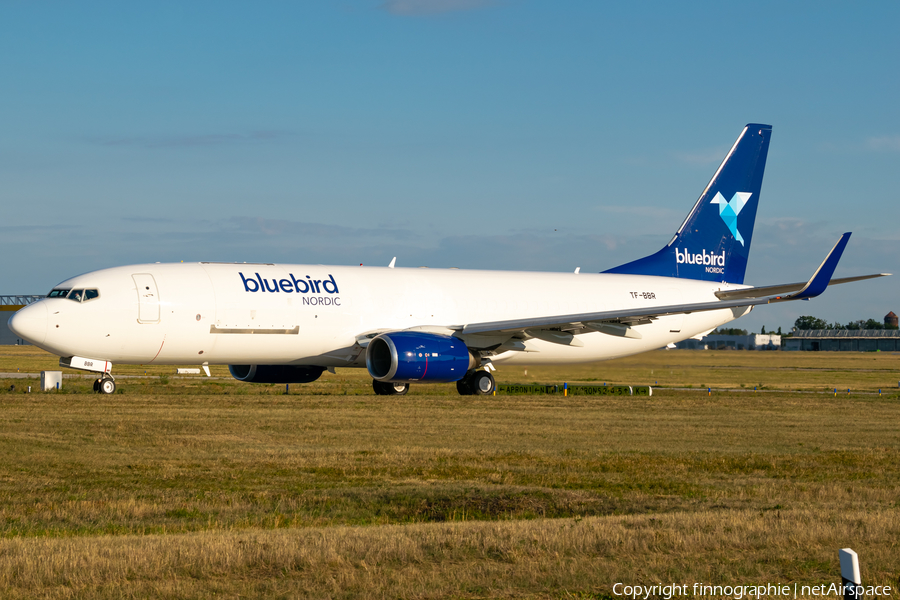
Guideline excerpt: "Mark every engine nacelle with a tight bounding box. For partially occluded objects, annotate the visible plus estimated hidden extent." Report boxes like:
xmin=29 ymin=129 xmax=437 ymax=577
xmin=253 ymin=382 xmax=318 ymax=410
xmin=366 ymin=331 xmax=475 ymax=383
xmin=228 ymin=364 xmax=325 ymax=384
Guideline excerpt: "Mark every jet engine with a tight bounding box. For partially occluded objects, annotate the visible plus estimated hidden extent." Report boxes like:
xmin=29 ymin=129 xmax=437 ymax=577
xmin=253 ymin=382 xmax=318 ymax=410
xmin=366 ymin=331 xmax=474 ymax=383
xmin=228 ymin=364 xmax=326 ymax=384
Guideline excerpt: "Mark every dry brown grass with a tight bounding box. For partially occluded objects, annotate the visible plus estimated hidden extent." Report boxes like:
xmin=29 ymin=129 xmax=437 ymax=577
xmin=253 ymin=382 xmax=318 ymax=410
xmin=515 ymin=349 xmax=900 ymax=392
xmin=0 ymin=508 xmax=897 ymax=599
xmin=0 ymin=347 xmax=899 ymax=597
xmin=2 ymin=345 xmax=899 ymax=393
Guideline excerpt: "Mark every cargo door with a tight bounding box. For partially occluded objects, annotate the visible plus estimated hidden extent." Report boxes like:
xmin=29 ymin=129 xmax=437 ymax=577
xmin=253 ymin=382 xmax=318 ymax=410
xmin=133 ymin=273 xmax=160 ymax=323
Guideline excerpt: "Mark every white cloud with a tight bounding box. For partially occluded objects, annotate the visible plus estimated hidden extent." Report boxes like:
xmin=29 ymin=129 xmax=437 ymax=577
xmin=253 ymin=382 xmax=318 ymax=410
xmin=865 ymin=135 xmax=900 ymax=152
xmin=673 ymin=147 xmax=728 ymax=166
xmin=379 ymin=0 xmax=499 ymax=16
xmin=596 ymin=205 xmax=682 ymax=219
xmin=87 ymin=131 xmax=295 ymax=149
xmin=759 ymin=217 xmax=828 ymax=237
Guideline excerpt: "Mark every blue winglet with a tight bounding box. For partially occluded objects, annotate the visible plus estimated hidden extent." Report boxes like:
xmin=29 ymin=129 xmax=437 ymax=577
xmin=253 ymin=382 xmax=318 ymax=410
xmin=787 ymin=233 xmax=852 ymax=300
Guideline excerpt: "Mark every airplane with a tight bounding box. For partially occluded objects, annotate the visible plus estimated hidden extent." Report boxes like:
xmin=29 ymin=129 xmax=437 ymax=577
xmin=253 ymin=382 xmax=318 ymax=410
xmin=8 ymin=124 xmax=889 ymax=396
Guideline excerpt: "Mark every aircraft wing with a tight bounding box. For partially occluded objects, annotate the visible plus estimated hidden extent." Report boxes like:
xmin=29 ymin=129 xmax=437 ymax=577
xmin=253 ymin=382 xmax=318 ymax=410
xmin=456 ymin=295 xmax=776 ymax=337
xmin=714 ymin=273 xmax=889 ymax=301
xmin=453 ymin=233 xmax=887 ymax=346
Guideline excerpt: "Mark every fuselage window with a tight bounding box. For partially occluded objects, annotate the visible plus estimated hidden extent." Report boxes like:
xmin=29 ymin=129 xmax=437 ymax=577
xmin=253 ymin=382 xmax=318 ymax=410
xmin=48 ymin=289 xmax=71 ymax=298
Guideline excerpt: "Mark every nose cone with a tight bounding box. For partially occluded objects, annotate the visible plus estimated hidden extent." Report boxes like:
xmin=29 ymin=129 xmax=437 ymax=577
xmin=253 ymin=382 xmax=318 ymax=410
xmin=8 ymin=302 xmax=48 ymax=345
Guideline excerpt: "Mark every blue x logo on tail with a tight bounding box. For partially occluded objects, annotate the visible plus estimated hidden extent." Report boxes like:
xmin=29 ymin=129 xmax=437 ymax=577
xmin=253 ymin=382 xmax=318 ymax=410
xmin=711 ymin=192 xmax=752 ymax=246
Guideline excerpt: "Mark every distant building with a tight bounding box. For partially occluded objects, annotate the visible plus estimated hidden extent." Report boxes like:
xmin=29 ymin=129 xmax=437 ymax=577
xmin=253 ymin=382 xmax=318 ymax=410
xmin=784 ymin=329 xmax=900 ymax=351
xmin=0 ymin=296 xmax=44 ymax=345
xmin=676 ymin=333 xmax=781 ymax=350
xmin=886 ymin=311 xmax=898 ymax=329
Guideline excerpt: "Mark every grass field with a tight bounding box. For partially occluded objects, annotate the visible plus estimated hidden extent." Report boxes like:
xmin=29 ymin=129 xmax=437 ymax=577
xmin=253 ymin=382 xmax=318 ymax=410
xmin=0 ymin=347 xmax=898 ymax=598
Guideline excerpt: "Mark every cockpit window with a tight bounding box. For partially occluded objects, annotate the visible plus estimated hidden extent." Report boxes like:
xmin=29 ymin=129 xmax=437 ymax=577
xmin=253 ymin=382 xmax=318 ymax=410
xmin=64 ymin=289 xmax=100 ymax=303
xmin=48 ymin=289 xmax=70 ymax=298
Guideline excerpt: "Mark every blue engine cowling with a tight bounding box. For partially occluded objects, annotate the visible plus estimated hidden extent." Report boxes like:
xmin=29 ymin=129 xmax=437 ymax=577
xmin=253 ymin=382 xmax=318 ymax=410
xmin=366 ymin=331 xmax=474 ymax=383
xmin=229 ymin=364 xmax=325 ymax=384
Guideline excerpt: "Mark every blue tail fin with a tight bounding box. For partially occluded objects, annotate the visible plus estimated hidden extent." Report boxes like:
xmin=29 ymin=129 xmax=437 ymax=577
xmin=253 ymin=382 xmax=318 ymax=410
xmin=603 ymin=123 xmax=772 ymax=284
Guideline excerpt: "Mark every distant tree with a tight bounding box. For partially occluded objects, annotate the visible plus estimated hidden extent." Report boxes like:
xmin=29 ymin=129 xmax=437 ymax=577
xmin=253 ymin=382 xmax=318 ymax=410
xmin=830 ymin=318 xmax=895 ymax=330
xmin=794 ymin=316 xmax=829 ymax=330
xmin=760 ymin=325 xmax=766 ymax=334
xmin=777 ymin=326 xmax=782 ymax=335
xmin=865 ymin=318 xmax=885 ymax=330
xmin=844 ymin=319 xmax=885 ymax=330
xmin=714 ymin=327 xmax=748 ymax=336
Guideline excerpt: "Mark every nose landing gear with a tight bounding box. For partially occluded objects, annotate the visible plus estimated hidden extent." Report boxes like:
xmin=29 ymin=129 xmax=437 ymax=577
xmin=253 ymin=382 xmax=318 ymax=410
xmin=93 ymin=376 xmax=116 ymax=394
xmin=59 ymin=356 xmax=116 ymax=394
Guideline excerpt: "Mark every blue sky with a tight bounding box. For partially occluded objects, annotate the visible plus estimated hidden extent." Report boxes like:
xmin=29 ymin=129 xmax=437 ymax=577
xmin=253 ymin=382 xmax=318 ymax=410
xmin=2 ymin=0 xmax=898 ymax=333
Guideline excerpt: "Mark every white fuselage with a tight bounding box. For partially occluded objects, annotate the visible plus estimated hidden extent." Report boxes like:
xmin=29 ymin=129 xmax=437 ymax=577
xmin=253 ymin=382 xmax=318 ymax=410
xmin=13 ymin=262 xmax=749 ymax=369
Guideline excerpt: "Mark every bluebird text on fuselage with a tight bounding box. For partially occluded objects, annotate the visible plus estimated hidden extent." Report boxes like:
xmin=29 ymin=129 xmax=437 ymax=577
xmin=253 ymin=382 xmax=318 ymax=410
xmin=240 ymin=272 xmax=340 ymax=294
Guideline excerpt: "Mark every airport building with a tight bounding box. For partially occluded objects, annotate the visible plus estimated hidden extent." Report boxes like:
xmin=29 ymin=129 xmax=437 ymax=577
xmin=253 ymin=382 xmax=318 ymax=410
xmin=675 ymin=333 xmax=781 ymax=351
xmin=783 ymin=329 xmax=900 ymax=352
xmin=1 ymin=296 xmax=44 ymax=345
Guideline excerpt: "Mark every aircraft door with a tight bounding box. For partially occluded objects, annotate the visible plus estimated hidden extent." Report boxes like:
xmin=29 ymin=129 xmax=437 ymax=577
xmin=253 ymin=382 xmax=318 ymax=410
xmin=133 ymin=273 xmax=160 ymax=323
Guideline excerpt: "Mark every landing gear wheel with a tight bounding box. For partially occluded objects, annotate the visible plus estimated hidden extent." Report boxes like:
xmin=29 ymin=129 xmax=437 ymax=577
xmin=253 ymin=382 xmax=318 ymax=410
xmin=372 ymin=380 xmax=410 ymax=396
xmin=456 ymin=370 xmax=495 ymax=396
xmin=97 ymin=377 xmax=116 ymax=395
xmin=471 ymin=370 xmax=495 ymax=395
xmin=389 ymin=382 xmax=409 ymax=395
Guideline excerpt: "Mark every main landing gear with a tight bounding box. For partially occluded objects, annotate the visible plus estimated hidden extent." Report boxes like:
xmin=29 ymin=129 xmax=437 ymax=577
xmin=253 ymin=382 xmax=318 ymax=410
xmin=370 ymin=369 xmax=495 ymax=396
xmin=372 ymin=380 xmax=410 ymax=395
xmin=456 ymin=370 xmax=495 ymax=396
xmin=93 ymin=376 xmax=116 ymax=395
